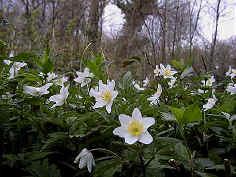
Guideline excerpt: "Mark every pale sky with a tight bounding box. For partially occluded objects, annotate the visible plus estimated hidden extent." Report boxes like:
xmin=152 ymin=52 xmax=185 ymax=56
xmin=103 ymin=0 xmax=236 ymax=41
xmin=103 ymin=3 xmax=125 ymax=36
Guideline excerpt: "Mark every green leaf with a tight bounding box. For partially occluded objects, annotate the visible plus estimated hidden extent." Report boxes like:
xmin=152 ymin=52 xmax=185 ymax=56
xmin=174 ymin=143 xmax=190 ymax=161
xmin=171 ymin=59 xmax=182 ymax=70
xmin=182 ymin=104 xmax=202 ymax=124
xmin=95 ymin=53 xmax=103 ymax=66
xmin=26 ymin=159 xmax=61 ymax=177
xmin=169 ymin=106 xmax=184 ymax=125
xmin=94 ymin=159 xmax=121 ymax=177
xmin=195 ymin=158 xmax=215 ymax=170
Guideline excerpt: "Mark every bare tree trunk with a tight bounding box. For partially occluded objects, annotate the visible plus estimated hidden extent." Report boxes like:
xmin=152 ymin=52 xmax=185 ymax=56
xmin=0 ymin=0 xmax=3 ymax=9
xmin=171 ymin=0 xmax=179 ymax=58
xmin=42 ymin=0 xmax=46 ymax=22
xmin=87 ymin=0 xmax=100 ymax=53
xmin=209 ymin=0 xmax=221 ymax=70
xmin=161 ymin=0 xmax=167 ymax=63
xmin=189 ymin=0 xmax=202 ymax=58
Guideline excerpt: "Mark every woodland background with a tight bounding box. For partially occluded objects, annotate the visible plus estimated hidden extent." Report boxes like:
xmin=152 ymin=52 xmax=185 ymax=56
xmin=1 ymin=0 xmax=236 ymax=79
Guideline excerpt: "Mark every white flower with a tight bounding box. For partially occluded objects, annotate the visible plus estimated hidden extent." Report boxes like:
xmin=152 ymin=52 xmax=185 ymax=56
xmin=48 ymin=85 xmax=69 ymax=108
xmin=221 ymin=112 xmax=236 ymax=127
xmin=201 ymin=76 xmax=215 ymax=87
xmin=226 ymin=83 xmax=236 ymax=95
xmin=55 ymin=76 xmax=68 ymax=87
xmin=203 ymin=90 xmax=217 ymax=111
xmin=113 ymin=108 xmax=155 ymax=144
xmin=143 ymin=77 xmax=149 ymax=87
xmin=3 ymin=60 xmax=12 ymax=65
xmin=39 ymin=72 xmax=44 ymax=77
xmin=159 ymin=64 xmax=177 ymax=79
xmin=133 ymin=81 xmax=145 ymax=91
xmin=47 ymin=72 xmax=57 ymax=82
xmin=190 ymin=89 xmax=207 ymax=96
xmin=75 ymin=95 xmax=83 ymax=99
xmin=226 ymin=66 xmax=232 ymax=77
xmin=89 ymin=80 xmax=118 ymax=113
xmin=230 ymin=69 xmax=236 ymax=79
xmin=198 ymin=89 xmax=206 ymax=94
xmin=147 ymin=84 xmax=162 ymax=105
xmin=23 ymin=83 xmax=53 ymax=96
xmin=74 ymin=148 xmax=95 ymax=173
xmin=74 ymin=67 xmax=94 ymax=87
xmin=2 ymin=92 xmax=15 ymax=99
xmin=154 ymin=65 xmax=160 ymax=77
xmin=9 ymin=62 xmax=27 ymax=79
xmin=168 ymin=77 xmax=177 ymax=88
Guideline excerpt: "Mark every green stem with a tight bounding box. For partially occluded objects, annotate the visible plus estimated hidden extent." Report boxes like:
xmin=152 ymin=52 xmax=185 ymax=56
xmin=178 ymin=125 xmax=194 ymax=177
xmin=138 ymin=143 xmax=146 ymax=177
xmin=90 ymin=148 xmax=121 ymax=160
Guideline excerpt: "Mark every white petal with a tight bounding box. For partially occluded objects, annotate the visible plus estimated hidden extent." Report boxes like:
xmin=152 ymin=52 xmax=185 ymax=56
xmin=139 ymin=131 xmax=153 ymax=144
xmin=124 ymin=134 xmax=138 ymax=144
xmin=107 ymin=80 xmax=115 ymax=90
xmin=160 ymin=64 xmax=165 ymax=70
xmin=119 ymin=114 xmax=131 ymax=127
xmin=49 ymin=94 xmax=63 ymax=102
xmin=87 ymin=157 xmax=92 ymax=173
xmin=98 ymin=80 xmax=106 ymax=91
xmin=79 ymin=157 xmax=87 ymax=169
xmin=89 ymin=88 xmax=98 ymax=97
xmin=132 ymin=108 xmax=142 ymax=121
xmin=113 ymin=127 xmax=129 ymax=138
xmin=93 ymin=101 xmax=105 ymax=109
xmin=106 ymin=102 xmax=112 ymax=113
xmin=142 ymin=117 xmax=155 ymax=130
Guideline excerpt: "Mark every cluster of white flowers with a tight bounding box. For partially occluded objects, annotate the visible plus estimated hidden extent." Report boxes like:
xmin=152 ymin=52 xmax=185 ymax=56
xmin=9 ymin=62 xmax=27 ymax=79
xmin=226 ymin=83 xmax=236 ymax=95
xmin=22 ymin=68 xmax=96 ymax=109
xmin=203 ymin=90 xmax=217 ymax=111
xmin=74 ymin=67 xmax=94 ymax=87
xmin=147 ymin=84 xmax=162 ymax=105
xmin=225 ymin=66 xmax=236 ymax=94
xmin=154 ymin=64 xmax=177 ymax=88
xmin=201 ymin=76 xmax=215 ymax=87
xmin=226 ymin=66 xmax=236 ymax=79
xmin=132 ymin=77 xmax=150 ymax=91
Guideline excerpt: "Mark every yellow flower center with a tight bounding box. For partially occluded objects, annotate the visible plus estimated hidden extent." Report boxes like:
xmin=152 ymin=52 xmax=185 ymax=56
xmin=128 ymin=120 xmax=144 ymax=136
xmin=58 ymin=79 xmax=62 ymax=85
xmin=154 ymin=68 xmax=159 ymax=74
xmin=206 ymin=79 xmax=211 ymax=84
xmin=164 ymin=70 xmax=171 ymax=76
xmin=156 ymin=88 xmax=161 ymax=93
xmin=209 ymin=98 xmax=215 ymax=103
xmin=101 ymin=90 xmax=112 ymax=102
xmin=233 ymin=70 xmax=236 ymax=75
